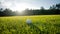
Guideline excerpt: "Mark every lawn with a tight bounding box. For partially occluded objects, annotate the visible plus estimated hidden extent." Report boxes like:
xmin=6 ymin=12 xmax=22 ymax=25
xmin=0 ymin=15 xmax=60 ymax=34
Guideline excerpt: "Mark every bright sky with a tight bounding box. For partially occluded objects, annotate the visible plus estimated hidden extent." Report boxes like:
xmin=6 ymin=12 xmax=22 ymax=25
xmin=0 ymin=0 xmax=60 ymax=11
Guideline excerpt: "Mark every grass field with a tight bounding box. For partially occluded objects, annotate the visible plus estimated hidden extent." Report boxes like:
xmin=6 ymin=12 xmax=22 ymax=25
xmin=0 ymin=15 xmax=60 ymax=34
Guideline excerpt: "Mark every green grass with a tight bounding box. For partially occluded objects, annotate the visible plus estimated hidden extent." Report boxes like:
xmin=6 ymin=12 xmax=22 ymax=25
xmin=0 ymin=15 xmax=60 ymax=34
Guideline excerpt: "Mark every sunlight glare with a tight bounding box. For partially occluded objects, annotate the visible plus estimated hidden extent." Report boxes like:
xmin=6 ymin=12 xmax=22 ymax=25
xmin=11 ymin=3 xmax=30 ymax=12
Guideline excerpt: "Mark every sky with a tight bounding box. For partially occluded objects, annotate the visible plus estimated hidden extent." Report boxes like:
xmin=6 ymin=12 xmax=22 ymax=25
xmin=0 ymin=0 xmax=60 ymax=11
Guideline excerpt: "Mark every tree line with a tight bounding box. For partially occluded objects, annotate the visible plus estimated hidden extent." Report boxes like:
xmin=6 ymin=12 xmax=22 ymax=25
xmin=0 ymin=3 xmax=60 ymax=16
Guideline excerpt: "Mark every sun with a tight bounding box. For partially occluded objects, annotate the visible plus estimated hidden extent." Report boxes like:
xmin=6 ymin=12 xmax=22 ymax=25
xmin=10 ymin=3 xmax=30 ymax=12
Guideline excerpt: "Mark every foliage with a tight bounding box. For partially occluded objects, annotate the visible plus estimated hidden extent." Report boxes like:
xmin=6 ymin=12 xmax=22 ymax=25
xmin=0 ymin=3 xmax=60 ymax=16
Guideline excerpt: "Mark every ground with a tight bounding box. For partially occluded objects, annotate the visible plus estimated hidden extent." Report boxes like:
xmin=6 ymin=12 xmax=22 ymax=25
xmin=0 ymin=15 xmax=60 ymax=34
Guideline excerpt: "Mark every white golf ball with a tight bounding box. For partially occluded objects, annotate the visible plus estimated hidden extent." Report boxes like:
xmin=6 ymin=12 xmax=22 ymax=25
xmin=26 ymin=19 xmax=32 ymax=24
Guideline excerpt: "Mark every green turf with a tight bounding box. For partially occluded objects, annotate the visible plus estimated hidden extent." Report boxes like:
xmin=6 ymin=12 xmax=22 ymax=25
xmin=0 ymin=15 xmax=60 ymax=34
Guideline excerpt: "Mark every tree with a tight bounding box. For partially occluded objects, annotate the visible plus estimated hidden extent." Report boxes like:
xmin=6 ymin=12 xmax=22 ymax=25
xmin=3 ymin=8 xmax=13 ymax=16
xmin=40 ymin=6 xmax=45 ymax=10
xmin=0 ymin=8 xmax=3 ymax=11
xmin=40 ymin=6 xmax=45 ymax=14
xmin=56 ymin=3 xmax=60 ymax=9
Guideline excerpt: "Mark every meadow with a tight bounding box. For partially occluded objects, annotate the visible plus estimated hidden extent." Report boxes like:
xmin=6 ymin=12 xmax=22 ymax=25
xmin=0 ymin=15 xmax=60 ymax=34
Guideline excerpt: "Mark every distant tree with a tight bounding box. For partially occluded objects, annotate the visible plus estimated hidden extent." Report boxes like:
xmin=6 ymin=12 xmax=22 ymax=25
xmin=0 ymin=8 xmax=2 ymax=16
xmin=49 ymin=4 xmax=60 ymax=14
xmin=55 ymin=3 xmax=60 ymax=14
xmin=56 ymin=3 xmax=60 ymax=9
xmin=3 ymin=8 xmax=13 ymax=16
xmin=49 ymin=6 xmax=52 ymax=10
xmin=40 ymin=6 xmax=45 ymax=10
xmin=24 ymin=8 xmax=30 ymax=15
xmin=0 ymin=8 xmax=3 ymax=11
xmin=52 ymin=5 xmax=56 ymax=9
xmin=40 ymin=6 xmax=46 ymax=14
